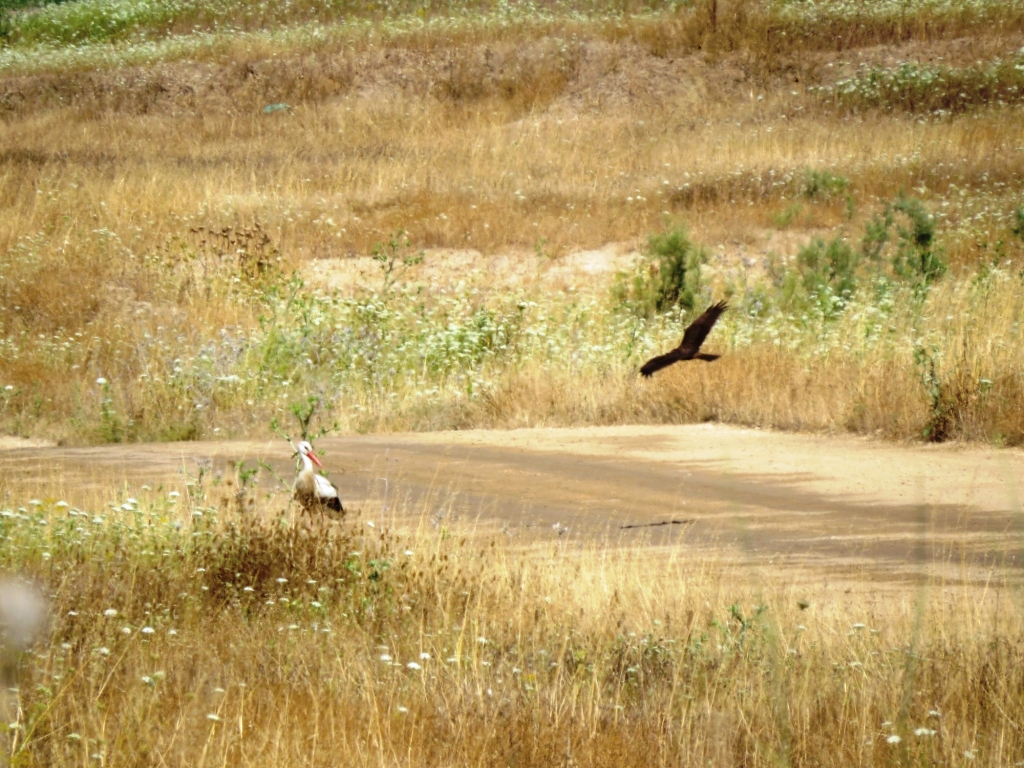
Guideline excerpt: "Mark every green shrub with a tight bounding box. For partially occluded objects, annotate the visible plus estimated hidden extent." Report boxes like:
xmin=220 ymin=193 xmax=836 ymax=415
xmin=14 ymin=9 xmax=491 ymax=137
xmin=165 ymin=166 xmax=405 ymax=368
xmin=1012 ymin=205 xmax=1024 ymax=242
xmin=766 ymin=196 xmax=944 ymax=322
xmin=613 ymin=224 xmax=705 ymax=317
xmin=802 ymin=169 xmax=850 ymax=200
xmin=796 ymin=236 xmax=859 ymax=312
xmin=863 ymin=195 xmax=946 ymax=285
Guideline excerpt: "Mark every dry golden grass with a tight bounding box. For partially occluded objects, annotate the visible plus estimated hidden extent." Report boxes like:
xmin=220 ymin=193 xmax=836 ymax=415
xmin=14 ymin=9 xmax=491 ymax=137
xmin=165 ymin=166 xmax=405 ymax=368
xmin=2 ymin=7 xmax=1024 ymax=765
xmin=0 ymin=474 xmax=1022 ymax=767
xmin=3 ymin=79 xmax=1022 ymax=257
xmin=1 ymin=5 xmax=1024 ymax=444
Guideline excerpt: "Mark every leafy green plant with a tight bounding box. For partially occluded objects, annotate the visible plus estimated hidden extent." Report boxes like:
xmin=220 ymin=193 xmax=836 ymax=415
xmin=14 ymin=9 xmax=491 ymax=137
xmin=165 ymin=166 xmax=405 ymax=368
xmin=289 ymin=395 xmax=320 ymax=441
xmin=372 ymin=230 xmax=424 ymax=292
xmin=613 ymin=224 xmax=705 ymax=317
xmin=794 ymin=236 xmax=859 ymax=316
xmin=271 ymin=394 xmax=335 ymax=444
xmin=230 ymin=459 xmax=260 ymax=514
xmin=863 ymin=195 xmax=946 ymax=285
xmin=0 ymin=12 xmax=13 ymax=45
xmin=765 ymin=196 xmax=944 ymax=324
xmin=772 ymin=202 xmax=803 ymax=228
xmin=913 ymin=345 xmax=953 ymax=442
xmin=1012 ymin=205 xmax=1024 ymax=242
xmin=802 ymin=168 xmax=850 ymax=200
xmin=96 ymin=378 xmax=123 ymax=444
xmin=911 ymin=343 xmax=980 ymax=444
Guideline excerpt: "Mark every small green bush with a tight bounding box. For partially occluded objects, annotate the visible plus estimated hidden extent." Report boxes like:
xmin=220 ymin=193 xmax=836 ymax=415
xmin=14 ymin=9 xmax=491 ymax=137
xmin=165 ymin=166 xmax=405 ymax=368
xmin=613 ymin=225 xmax=705 ymax=317
xmin=1012 ymin=205 xmax=1024 ymax=242
xmin=766 ymin=195 xmax=944 ymax=322
xmin=798 ymin=236 xmax=859 ymax=300
xmin=648 ymin=226 xmax=704 ymax=312
xmin=803 ymin=169 xmax=850 ymax=200
xmin=863 ymin=195 xmax=946 ymax=285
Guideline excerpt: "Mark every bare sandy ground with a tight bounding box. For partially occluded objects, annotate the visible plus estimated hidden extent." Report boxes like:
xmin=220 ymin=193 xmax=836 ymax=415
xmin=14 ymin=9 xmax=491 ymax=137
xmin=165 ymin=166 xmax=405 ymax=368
xmin=1 ymin=424 xmax=1022 ymax=585
xmin=302 ymin=230 xmax=814 ymax=296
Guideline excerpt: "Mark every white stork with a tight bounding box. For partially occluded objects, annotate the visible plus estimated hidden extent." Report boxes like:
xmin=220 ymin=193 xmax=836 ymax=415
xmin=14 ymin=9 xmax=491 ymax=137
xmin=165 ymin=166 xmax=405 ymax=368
xmin=293 ymin=441 xmax=344 ymax=520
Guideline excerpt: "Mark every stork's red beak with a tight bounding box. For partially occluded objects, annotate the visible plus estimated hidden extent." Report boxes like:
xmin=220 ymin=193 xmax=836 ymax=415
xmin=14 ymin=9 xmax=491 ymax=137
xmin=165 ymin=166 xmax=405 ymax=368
xmin=307 ymin=450 xmax=324 ymax=469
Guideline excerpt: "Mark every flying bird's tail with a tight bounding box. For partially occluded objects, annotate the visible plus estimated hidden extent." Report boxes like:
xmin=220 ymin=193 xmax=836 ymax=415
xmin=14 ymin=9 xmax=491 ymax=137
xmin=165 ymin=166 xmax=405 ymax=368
xmin=694 ymin=353 xmax=720 ymax=362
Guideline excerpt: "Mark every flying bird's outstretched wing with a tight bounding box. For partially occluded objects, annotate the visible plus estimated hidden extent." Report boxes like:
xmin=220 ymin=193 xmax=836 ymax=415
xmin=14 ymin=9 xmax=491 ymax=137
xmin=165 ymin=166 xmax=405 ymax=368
xmin=639 ymin=351 xmax=682 ymax=378
xmin=677 ymin=300 xmax=728 ymax=358
xmin=639 ymin=300 xmax=728 ymax=378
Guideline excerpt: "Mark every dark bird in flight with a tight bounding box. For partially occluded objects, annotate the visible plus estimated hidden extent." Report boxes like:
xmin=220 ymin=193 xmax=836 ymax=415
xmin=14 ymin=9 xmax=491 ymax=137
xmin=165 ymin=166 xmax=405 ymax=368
xmin=640 ymin=300 xmax=728 ymax=378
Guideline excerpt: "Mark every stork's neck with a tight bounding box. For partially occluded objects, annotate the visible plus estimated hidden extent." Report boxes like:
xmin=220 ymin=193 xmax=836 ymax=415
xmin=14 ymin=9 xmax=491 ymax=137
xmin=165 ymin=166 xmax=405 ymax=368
xmin=298 ymin=453 xmax=314 ymax=473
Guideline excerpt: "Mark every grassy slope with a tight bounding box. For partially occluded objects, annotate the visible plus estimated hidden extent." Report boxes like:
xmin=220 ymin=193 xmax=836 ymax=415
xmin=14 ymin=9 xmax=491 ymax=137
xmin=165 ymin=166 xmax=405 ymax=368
xmin=0 ymin=0 xmax=1023 ymax=444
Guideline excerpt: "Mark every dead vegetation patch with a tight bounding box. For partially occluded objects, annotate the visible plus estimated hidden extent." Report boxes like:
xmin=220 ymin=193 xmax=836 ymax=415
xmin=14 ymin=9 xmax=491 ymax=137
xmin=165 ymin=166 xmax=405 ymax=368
xmin=2 ymin=20 xmax=1023 ymax=120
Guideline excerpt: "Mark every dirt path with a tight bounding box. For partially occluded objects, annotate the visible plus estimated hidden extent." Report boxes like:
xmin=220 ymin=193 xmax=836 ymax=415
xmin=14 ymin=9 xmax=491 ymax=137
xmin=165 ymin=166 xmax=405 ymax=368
xmin=2 ymin=424 xmax=1022 ymax=584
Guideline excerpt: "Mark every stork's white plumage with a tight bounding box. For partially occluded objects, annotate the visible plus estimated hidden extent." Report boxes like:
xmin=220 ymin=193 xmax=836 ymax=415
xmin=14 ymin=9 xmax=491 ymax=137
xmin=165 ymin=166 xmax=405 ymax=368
xmin=293 ymin=440 xmax=344 ymax=520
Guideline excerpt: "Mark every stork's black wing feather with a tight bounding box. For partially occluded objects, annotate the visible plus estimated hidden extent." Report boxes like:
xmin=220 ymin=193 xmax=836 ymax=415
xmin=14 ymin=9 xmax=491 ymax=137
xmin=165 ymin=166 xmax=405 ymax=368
xmin=677 ymin=301 xmax=728 ymax=357
xmin=640 ymin=351 xmax=682 ymax=378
